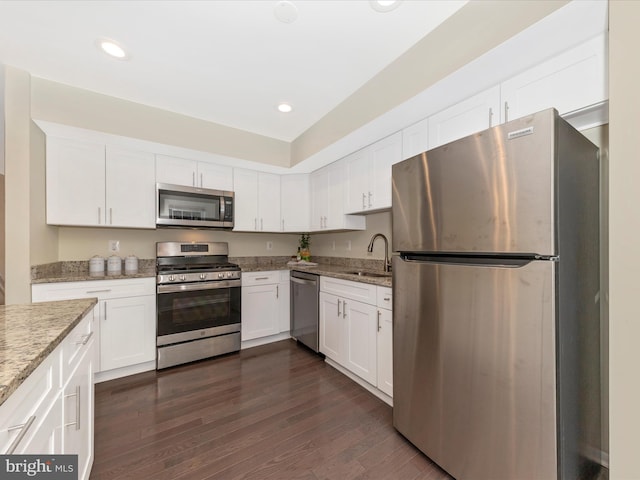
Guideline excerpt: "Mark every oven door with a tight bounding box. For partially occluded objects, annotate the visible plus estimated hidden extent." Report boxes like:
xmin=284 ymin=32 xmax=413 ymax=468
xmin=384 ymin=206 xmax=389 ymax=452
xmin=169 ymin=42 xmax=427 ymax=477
xmin=156 ymin=280 xmax=241 ymax=346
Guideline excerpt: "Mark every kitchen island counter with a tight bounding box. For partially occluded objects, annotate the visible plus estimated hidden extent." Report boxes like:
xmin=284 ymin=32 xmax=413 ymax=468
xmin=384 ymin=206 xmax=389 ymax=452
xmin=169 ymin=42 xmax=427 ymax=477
xmin=0 ymin=298 xmax=97 ymax=406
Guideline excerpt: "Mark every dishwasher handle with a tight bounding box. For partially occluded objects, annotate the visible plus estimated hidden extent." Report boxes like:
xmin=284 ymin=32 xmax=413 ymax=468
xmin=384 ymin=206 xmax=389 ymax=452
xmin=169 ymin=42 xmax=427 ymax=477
xmin=291 ymin=276 xmax=318 ymax=286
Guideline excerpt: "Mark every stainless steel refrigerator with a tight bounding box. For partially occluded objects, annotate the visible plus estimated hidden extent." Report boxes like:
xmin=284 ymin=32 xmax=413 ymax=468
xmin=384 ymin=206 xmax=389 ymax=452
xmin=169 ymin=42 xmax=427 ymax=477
xmin=392 ymin=109 xmax=602 ymax=480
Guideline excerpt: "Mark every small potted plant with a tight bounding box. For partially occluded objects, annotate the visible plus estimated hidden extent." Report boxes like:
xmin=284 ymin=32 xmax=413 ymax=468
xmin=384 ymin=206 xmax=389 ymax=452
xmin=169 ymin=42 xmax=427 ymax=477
xmin=299 ymin=233 xmax=311 ymax=261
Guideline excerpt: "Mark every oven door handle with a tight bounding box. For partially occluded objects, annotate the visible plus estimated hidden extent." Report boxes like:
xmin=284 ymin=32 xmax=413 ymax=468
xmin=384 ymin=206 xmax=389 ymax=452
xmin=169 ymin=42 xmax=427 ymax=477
xmin=157 ymin=280 xmax=240 ymax=294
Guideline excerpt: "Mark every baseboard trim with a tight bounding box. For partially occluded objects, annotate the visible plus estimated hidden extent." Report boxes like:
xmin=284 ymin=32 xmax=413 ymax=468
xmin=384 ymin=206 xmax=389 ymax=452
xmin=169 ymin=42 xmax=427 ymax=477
xmin=324 ymin=357 xmax=393 ymax=407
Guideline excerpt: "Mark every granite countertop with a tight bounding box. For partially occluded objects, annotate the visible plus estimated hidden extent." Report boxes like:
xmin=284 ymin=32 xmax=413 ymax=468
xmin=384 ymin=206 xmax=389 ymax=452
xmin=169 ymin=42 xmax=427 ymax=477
xmin=289 ymin=263 xmax=392 ymax=288
xmin=31 ymin=259 xmax=156 ymax=284
xmin=0 ymin=298 xmax=98 ymax=407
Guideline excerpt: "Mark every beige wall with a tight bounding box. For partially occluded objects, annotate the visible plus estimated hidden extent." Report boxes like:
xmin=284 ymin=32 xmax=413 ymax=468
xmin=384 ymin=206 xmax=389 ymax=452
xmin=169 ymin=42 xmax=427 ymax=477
xmin=4 ymin=67 xmax=33 ymax=303
xmin=608 ymin=1 xmax=640 ymax=478
xmin=31 ymin=78 xmax=290 ymax=168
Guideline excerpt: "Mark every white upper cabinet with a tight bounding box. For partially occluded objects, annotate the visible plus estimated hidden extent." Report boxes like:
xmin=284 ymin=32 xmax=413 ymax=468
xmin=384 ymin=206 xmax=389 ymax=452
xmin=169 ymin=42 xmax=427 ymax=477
xmin=233 ymin=168 xmax=280 ymax=232
xmin=280 ymin=174 xmax=310 ymax=232
xmin=501 ymin=34 xmax=607 ymax=123
xmin=105 ymin=147 xmax=156 ymax=228
xmin=344 ymin=132 xmax=402 ymax=215
xmin=401 ymin=117 xmax=429 ymax=161
xmin=311 ymin=161 xmax=366 ymax=231
xmin=428 ymin=85 xmax=501 ymax=149
xmin=156 ymin=154 xmax=233 ymax=191
xmin=46 ymin=137 xmax=105 ymax=227
xmin=46 ymin=138 xmax=155 ymax=228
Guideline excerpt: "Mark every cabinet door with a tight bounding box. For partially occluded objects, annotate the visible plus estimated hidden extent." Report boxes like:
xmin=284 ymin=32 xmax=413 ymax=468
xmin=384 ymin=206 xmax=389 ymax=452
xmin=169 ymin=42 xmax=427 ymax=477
xmin=377 ymin=308 xmax=393 ymax=397
xmin=319 ymin=292 xmax=344 ymax=363
xmin=62 ymin=345 xmax=94 ymax=480
xmin=197 ymin=162 xmax=233 ymax=191
xmin=369 ymin=132 xmax=401 ymax=211
xmin=344 ymin=300 xmax=378 ymax=385
xmin=501 ymin=34 xmax=607 ymax=122
xmin=310 ymin=167 xmax=328 ymax=231
xmin=155 ymin=154 xmax=197 ymax=186
xmin=241 ymin=284 xmax=279 ymax=341
xmin=101 ymin=295 xmax=156 ymax=372
xmin=46 ymin=137 xmax=105 ymax=226
xmin=428 ymin=85 xmax=501 ymax=149
xmin=344 ymin=149 xmax=369 ymax=214
xmin=402 ymin=117 xmax=429 ymax=160
xmin=280 ymin=174 xmax=310 ymax=232
xmin=326 ymin=161 xmax=346 ymax=229
xmin=258 ymin=173 xmax=281 ymax=232
xmin=105 ymin=147 xmax=156 ymax=228
xmin=232 ymin=168 xmax=259 ymax=231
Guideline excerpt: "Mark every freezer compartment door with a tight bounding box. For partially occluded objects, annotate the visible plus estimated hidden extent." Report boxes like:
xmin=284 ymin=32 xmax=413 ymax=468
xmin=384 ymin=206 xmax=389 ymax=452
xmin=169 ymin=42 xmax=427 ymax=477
xmin=393 ymin=256 xmax=557 ymax=480
xmin=392 ymin=109 xmax=556 ymax=256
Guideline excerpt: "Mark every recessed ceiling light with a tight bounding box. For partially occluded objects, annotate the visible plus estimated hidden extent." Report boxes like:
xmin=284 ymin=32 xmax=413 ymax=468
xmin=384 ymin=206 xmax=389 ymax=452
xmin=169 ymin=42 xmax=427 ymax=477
xmin=96 ymin=38 xmax=130 ymax=60
xmin=274 ymin=1 xmax=298 ymax=24
xmin=369 ymin=0 xmax=402 ymax=13
xmin=277 ymin=103 xmax=293 ymax=113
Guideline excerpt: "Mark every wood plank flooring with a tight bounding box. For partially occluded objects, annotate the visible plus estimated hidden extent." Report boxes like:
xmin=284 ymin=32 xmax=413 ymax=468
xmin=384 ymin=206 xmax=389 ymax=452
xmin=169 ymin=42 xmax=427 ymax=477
xmin=90 ymin=339 xmax=451 ymax=480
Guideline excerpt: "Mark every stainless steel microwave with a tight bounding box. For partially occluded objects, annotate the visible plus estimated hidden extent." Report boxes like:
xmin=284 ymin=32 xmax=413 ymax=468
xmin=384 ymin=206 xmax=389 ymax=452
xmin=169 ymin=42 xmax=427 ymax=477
xmin=156 ymin=183 xmax=234 ymax=229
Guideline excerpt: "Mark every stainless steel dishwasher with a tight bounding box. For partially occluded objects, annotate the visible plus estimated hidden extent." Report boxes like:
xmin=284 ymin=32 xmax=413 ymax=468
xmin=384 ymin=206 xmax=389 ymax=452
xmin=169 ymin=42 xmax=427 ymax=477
xmin=290 ymin=271 xmax=320 ymax=352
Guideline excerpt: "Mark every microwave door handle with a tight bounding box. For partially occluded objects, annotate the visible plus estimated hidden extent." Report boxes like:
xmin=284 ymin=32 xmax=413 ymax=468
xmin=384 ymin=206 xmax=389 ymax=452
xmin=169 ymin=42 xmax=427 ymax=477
xmin=220 ymin=199 xmax=225 ymax=219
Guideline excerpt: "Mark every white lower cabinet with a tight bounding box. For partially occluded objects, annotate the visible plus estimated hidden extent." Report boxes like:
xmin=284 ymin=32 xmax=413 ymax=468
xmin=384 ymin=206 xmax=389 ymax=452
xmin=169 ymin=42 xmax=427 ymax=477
xmin=31 ymin=278 xmax=156 ymax=381
xmin=319 ymin=277 xmax=392 ymax=401
xmin=241 ymin=271 xmax=290 ymax=343
xmin=0 ymin=305 xmax=96 ymax=480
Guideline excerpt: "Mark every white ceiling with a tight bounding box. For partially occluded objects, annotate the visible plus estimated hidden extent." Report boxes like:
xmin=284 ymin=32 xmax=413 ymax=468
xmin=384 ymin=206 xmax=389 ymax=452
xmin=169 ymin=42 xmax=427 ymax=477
xmin=0 ymin=0 xmax=467 ymax=142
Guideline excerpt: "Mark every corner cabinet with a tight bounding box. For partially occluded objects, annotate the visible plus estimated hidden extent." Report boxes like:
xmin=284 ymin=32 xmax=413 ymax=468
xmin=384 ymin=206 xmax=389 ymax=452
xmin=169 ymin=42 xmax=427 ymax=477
xmin=344 ymin=132 xmax=402 ymax=214
xmin=46 ymin=138 xmax=156 ymax=228
xmin=319 ymin=277 xmax=391 ymax=403
xmin=32 ymin=278 xmax=156 ymax=382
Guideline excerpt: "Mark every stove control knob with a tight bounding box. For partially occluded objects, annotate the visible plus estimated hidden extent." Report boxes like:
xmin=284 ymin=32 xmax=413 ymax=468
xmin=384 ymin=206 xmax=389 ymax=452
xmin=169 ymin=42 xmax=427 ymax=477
xmin=168 ymin=275 xmax=175 ymax=282
xmin=218 ymin=273 xmax=224 ymax=279
xmin=200 ymin=273 xmax=207 ymax=280
xmin=226 ymin=272 xmax=234 ymax=278
xmin=180 ymin=274 xmax=186 ymax=281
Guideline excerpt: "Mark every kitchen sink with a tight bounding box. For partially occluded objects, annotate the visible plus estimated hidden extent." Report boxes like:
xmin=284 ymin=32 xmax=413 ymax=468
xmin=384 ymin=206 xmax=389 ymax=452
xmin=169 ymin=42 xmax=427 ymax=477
xmin=343 ymin=270 xmax=391 ymax=278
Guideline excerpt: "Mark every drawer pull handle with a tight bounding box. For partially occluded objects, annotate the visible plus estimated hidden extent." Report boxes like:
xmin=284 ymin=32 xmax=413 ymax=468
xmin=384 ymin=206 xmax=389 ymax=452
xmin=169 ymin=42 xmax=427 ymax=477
xmin=76 ymin=331 xmax=94 ymax=346
xmin=342 ymin=301 xmax=347 ymax=318
xmin=6 ymin=415 xmax=36 ymax=454
xmin=86 ymin=289 xmax=111 ymax=294
xmin=255 ymin=277 xmax=269 ymax=281
xmin=377 ymin=310 xmax=382 ymax=331
xmin=383 ymin=297 xmax=390 ymax=301
xmin=65 ymin=385 xmax=81 ymax=431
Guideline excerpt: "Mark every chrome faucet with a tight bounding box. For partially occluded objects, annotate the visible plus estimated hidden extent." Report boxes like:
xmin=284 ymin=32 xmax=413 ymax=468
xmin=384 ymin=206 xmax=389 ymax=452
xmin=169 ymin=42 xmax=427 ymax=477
xmin=367 ymin=233 xmax=392 ymax=272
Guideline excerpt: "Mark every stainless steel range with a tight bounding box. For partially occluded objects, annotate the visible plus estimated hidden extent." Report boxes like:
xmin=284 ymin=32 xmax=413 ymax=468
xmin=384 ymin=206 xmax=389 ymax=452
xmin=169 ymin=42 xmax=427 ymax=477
xmin=156 ymin=241 xmax=241 ymax=369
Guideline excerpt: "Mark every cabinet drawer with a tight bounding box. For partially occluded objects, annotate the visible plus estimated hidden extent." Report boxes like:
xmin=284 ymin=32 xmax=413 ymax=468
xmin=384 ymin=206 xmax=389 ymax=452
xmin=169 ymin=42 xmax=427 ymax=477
xmin=0 ymin=351 xmax=60 ymax=455
xmin=32 ymin=277 xmax=155 ymax=302
xmin=320 ymin=276 xmax=377 ymax=305
xmin=241 ymin=271 xmax=279 ymax=286
xmin=377 ymin=287 xmax=392 ymax=310
xmin=60 ymin=307 xmax=96 ymax=385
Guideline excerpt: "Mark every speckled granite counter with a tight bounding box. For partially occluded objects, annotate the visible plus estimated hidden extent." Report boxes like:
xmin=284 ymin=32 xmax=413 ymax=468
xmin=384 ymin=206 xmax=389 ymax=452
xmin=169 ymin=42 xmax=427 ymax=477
xmin=0 ymin=298 xmax=98 ymax=406
xmin=31 ymin=259 xmax=156 ymax=284
xmin=233 ymin=256 xmax=392 ymax=287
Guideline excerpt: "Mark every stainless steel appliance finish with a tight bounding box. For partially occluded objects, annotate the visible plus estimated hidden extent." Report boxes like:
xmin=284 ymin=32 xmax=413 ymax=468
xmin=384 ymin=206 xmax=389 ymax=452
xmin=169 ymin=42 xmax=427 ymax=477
xmin=392 ymin=109 xmax=602 ymax=480
xmin=156 ymin=183 xmax=234 ymax=229
xmin=290 ymin=271 xmax=320 ymax=352
xmin=156 ymin=241 xmax=241 ymax=369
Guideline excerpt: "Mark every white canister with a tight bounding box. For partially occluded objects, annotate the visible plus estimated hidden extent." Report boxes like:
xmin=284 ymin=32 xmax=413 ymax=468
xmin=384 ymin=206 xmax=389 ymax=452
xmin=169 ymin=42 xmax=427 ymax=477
xmin=89 ymin=255 xmax=105 ymax=276
xmin=124 ymin=255 xmax=139 ymax=274
xmin=107 ymin=255 xmax=122 ymax=275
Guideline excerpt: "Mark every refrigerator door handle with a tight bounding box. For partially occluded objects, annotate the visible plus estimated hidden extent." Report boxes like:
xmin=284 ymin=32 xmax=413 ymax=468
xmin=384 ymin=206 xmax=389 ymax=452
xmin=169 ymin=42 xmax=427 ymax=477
xmin=400 ymin=254 xmax=556 ymax=268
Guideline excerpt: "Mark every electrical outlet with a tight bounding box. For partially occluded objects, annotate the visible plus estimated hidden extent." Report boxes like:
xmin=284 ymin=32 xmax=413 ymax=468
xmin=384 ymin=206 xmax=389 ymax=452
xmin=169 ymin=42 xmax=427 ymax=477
xmin=109 ymin=240 xmax=120 ymax=253
xmin=266 ymin=241 xmax=273 ymax=251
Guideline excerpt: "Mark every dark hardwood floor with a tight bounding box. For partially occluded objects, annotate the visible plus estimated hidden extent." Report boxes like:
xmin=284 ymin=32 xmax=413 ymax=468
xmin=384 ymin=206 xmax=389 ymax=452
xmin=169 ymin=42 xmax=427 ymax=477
xmin=90 ymin=339 xmax=452 ymax=480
